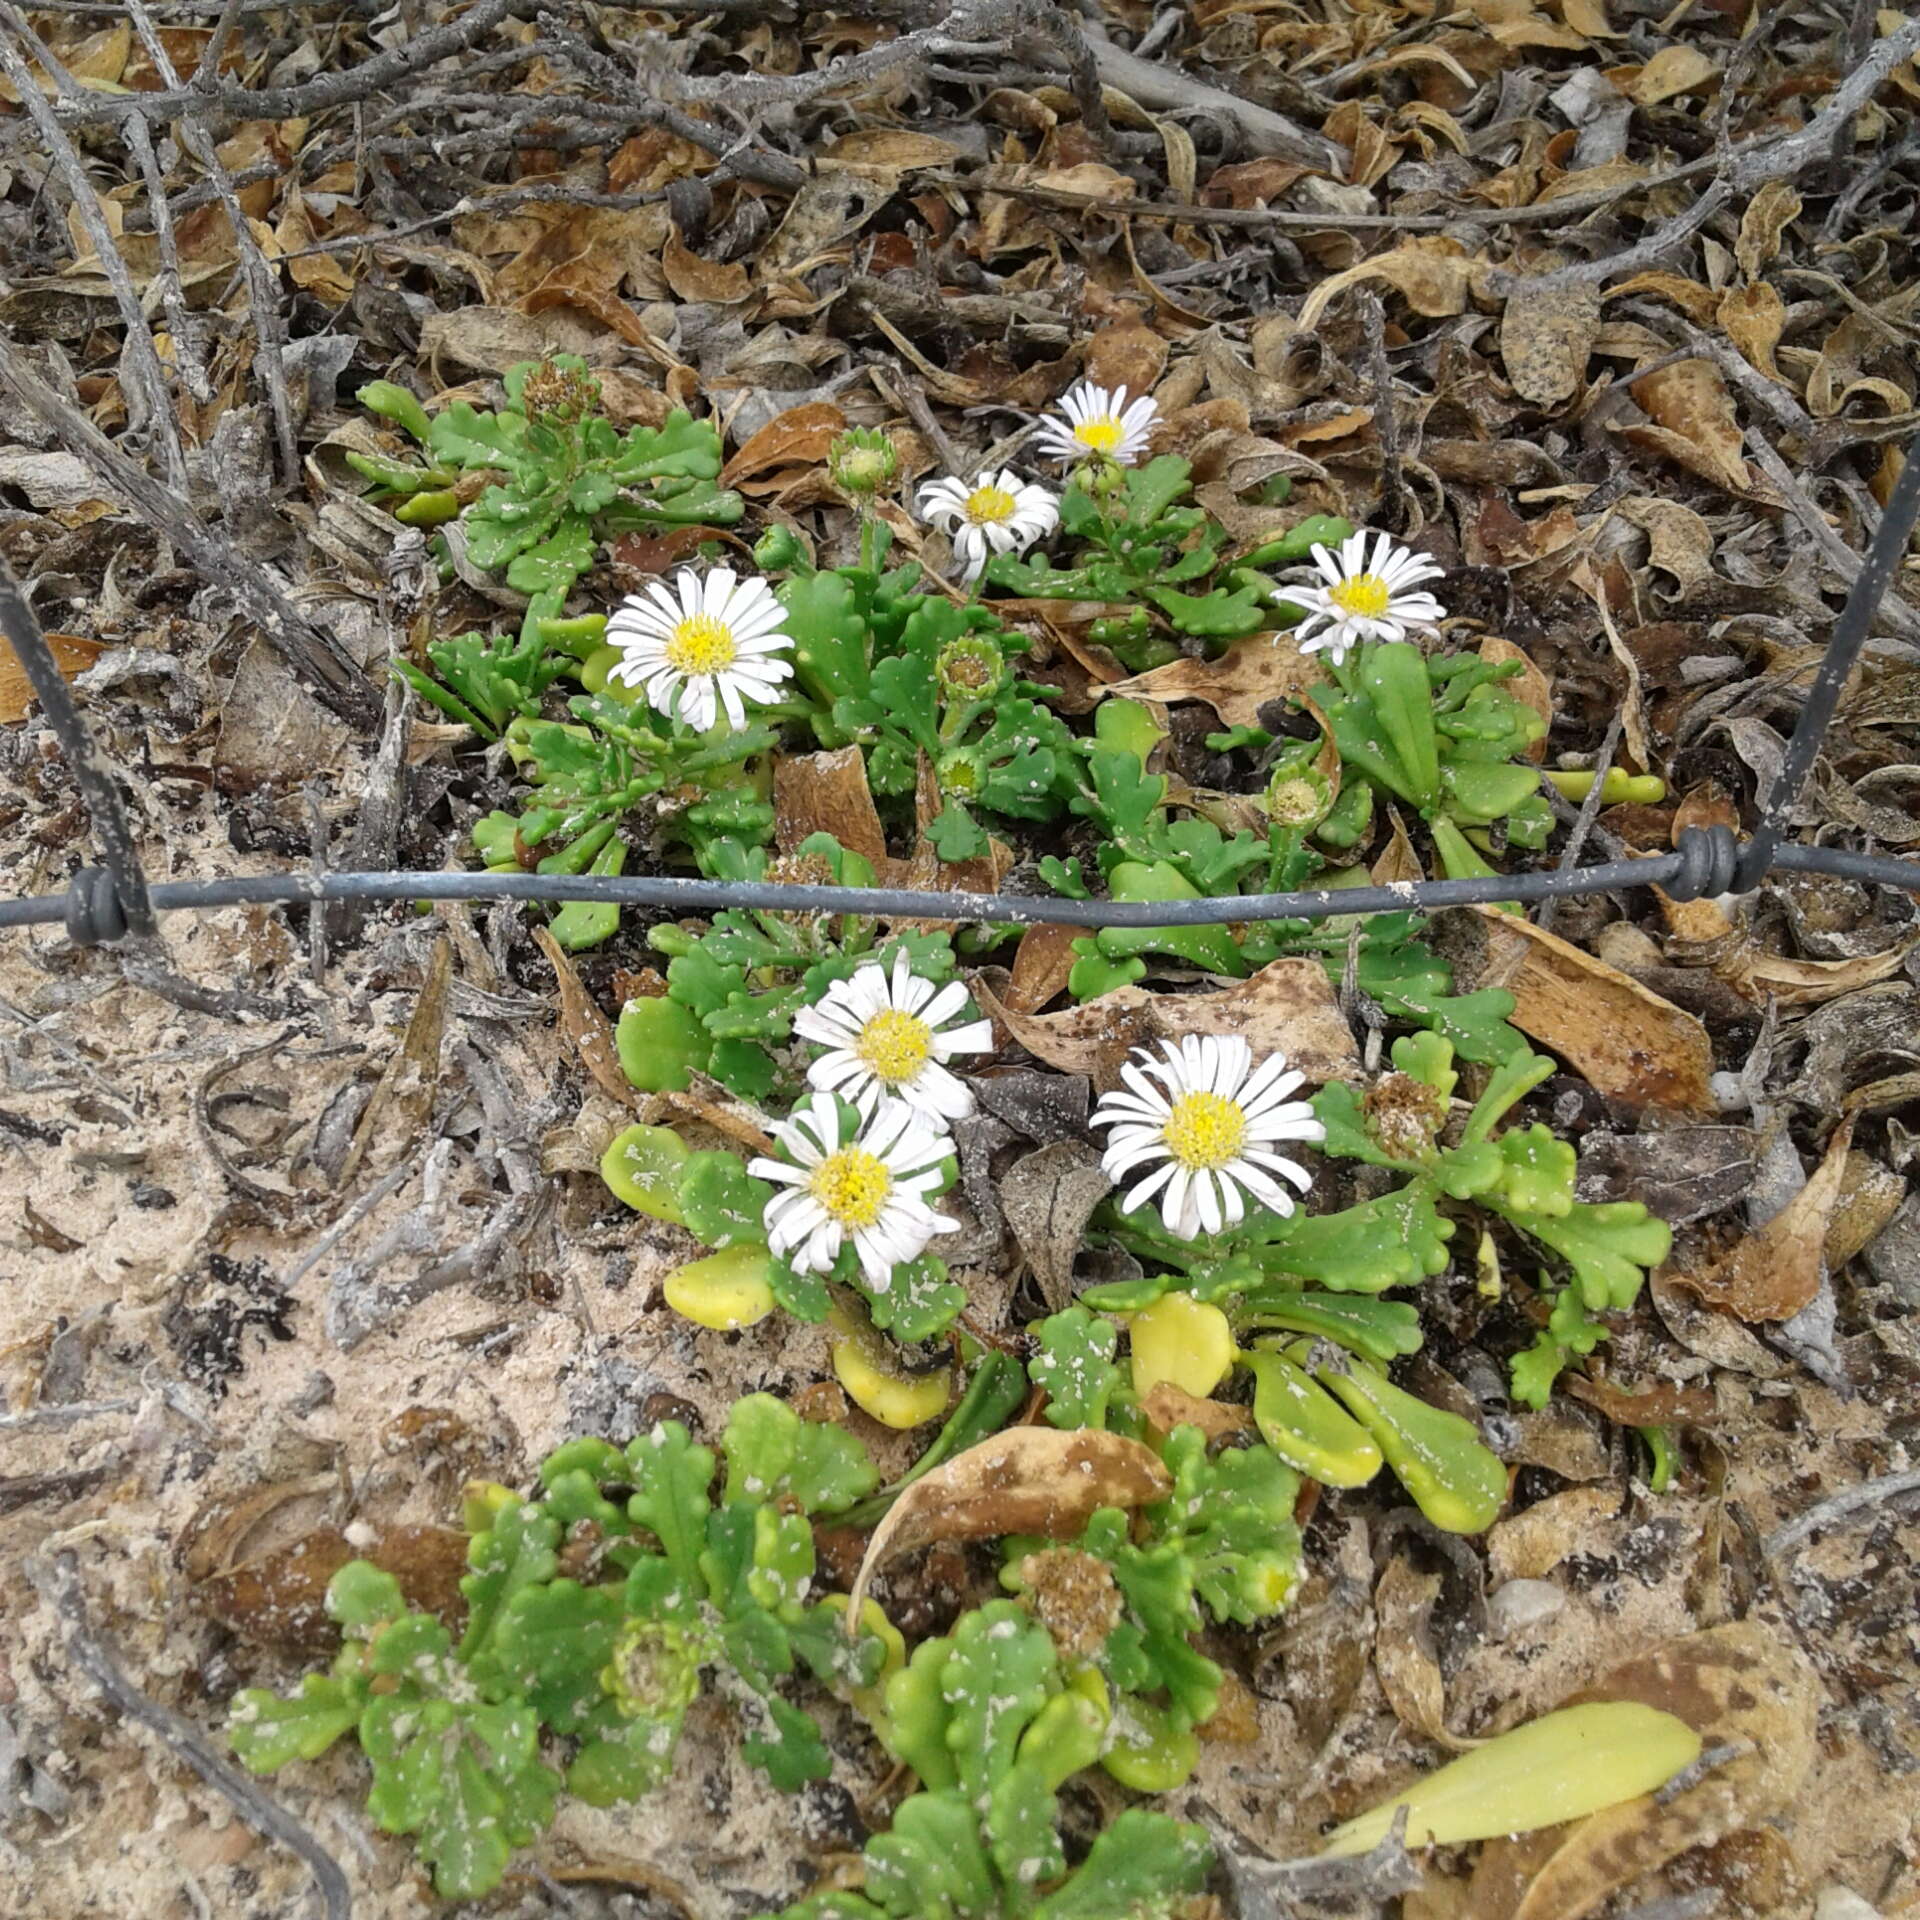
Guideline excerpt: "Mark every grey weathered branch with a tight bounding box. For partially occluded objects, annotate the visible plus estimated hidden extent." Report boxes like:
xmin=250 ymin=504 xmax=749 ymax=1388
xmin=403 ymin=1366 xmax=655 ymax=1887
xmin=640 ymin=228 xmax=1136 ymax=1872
xmin=44 ymin=0 xmax=526 ymax=122
xmin=30 ymin=1552 xmax=353 ymax=1920
xmin=0 ymin=344 xmax=381 ymax=729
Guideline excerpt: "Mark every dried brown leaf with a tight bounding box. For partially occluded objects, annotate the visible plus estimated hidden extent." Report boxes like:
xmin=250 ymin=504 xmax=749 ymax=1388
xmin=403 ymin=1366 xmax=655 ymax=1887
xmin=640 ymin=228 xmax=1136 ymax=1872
xmin=1139 ymin=1382 xmax=1255 ymax=1441
xmin=535 ymin=926 xmax=637 ymax=1113
xmin=0 ymin=629 xmax=104 ymax=724
xmin=773 ymin=745 xmax=888 ymax=868
xmin=1457 ymin=906 xmax=1716 ymax=1113
xmin=1375 ymin=1556 xmax=1478 ymax=1752
xmin=1717 ymin=281 xmax=1786 ymax=380
xmin=722 ymin=401 xmax=848 ymax=492
xmin=200 ymin=1524 xmax=471 ymax=1655
xmin=1735 ymin=183 xmax=1802 ymax=278
xmin=1621 ymin=359 xmax=1751 ymax=496
xmin=1298 ymin=239 xmax=1482 ymax=332
xmin=1562 ymin=1374 xmax=1717 ymax=1426
xmin=1108 ymin=631 xmax=1323 ymax=729
xmin=1500 ymin=276 xmax=1601 ymax=408
xmin=1083 ymin=321 xmax=1169 ymax=396
xmin=1487 ymin=1487 xmax=1620 ymax=1583
xmin=1470 ymin=1622 xmax=1821 ymax=1920
xmin=1674 ymin=1119 xmax=1855 ymax=1321
xmin=1004 ymin=923 xmax=1082 ymax=1014
xmin=1621 ymin=44 xmax=1720 ymax=104
xmin=999 ymin=1141 xmax=1111 ymax=1311
xmin=975 ymin=960 xmax=1359 ymax=1089
xmin=847 ymin=1427 xmax=1172 ymax=1622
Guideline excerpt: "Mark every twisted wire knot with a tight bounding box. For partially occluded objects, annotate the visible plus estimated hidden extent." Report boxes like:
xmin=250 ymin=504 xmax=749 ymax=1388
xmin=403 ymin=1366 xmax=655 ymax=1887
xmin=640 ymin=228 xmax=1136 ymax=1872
xmin=62 ymin=866 xmax=130 ymax=946
xmin=1665 ymin=825 xmax=1743 ymax=902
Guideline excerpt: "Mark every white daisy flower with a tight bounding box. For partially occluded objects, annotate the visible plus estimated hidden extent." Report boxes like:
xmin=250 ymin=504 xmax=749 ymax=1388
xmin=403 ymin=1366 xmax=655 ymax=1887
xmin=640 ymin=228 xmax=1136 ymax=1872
xmin=1291 ymin=530 xmax=1447 ymax=666
xmin=604 ymin=566 xmax=795 ymax=732
xmin=916 ymin=469 xmax=1059 ymax=582
xmin=1091 ymin=1035 xmax=1324 ymax=1241
xmin=749 ymin=1091 xmax=958 ymax=1290
xmin=1032 ymin=380 xmax=1158 ymax=468
xmin=794 ymin=949 xmax=994 ymax=1123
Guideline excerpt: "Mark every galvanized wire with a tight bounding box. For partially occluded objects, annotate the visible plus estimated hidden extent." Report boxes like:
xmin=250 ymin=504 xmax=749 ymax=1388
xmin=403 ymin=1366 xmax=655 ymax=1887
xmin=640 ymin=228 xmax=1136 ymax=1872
xmin=3 ymin=441 xmax=1918 ymax=944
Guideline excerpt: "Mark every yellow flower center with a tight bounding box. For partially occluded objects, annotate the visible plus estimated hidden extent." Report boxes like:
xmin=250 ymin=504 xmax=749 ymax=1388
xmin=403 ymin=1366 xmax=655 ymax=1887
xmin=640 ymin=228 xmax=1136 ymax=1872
xmin=1074 ymin=416 xmax=1125 ymax=455
xmin=665 ymin=613 xmax=737 ymax=675
xmin=1162 ymin=1091 xmax=1248 ymax=1171
xmin=1327 ymin=573 xmax=1392 ymax=619
xmin=964 ymin=484 xmax=1017 ymax=525
xmin=855 ymin=1009 xmax=933 ymax=1085
xmin=810 ymin=1146 xmax=893 ymax=1229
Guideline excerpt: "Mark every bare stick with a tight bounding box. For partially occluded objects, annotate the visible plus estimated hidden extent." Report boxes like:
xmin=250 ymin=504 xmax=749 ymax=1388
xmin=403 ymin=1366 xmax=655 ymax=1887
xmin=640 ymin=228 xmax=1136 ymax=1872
xmin=120 ymin=113 xmax=213 ymax=405
xmin=1537 ymin=709 xmax=1623 ymax=939
xmin=1745 ymin=429 xmax=1920 ymax=643
xmin=0 ymin=342 xmax=381 ymax=728
xmin=50 ymin=0 xmax=526 ymax=122
xmin=31 ymin=1552 xmax=354 ymax=1920
xmin=0 ymin=10 xmax=186 ymax=489
xmin=1764 ymin=1466 xmax=1920 ymax=1559
xmin=125 ymin=0 xmax=300 ymax=485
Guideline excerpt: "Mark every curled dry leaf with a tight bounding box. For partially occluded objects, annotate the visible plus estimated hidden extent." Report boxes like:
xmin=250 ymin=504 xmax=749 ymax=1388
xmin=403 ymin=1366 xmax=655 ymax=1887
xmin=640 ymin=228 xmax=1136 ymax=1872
xmin=1620 ymin=359 xmax=1752 ymax=497
xmin=721 ymin=400 xmax=847 ymax=492
xmin=846 ymin=1427 xmax=1172 ymax=1625
xmin=974 ymin=959 xmax=1360 ymax=1090
xmin=1107 ymin=630 xmax=1323 ymax=729
xmin=1298 ymin=238 xmax=1484 ymax=332
xmin=1486 ymin=1486 xmax=1620 ymax=1583
xmin=1004 ymin=922 xmax=1082 ymax=1014
xmin=997 ymin=1140 xmax=1112 ymax=1311
xmin=1465 ymin=1621 xmax=1821 ymax=1920
xmin=534 ymin=925 xmax=638 ymax=1113
xmin=1673 ymin=1119 xmax=1855 ymax=1322
xmin=1717 ymin=282 xmax=1785 ymax=379
xmin=773 ymin=745 xmax=889 ymax=869
xmin=1714 ymin=933 xmax=1920 ymax=1008
xmin=1562 ymin=1374 xmax=1716 ymax=1427
xmin=339 ymin=935 xmax=457 ymax=1184
xmin=0 ymin=629 xmax=104 ymax=724
xmin=1499 ymin=274 xmax=1601 ymax=408
xmin=1374 ymin=1555 xmax=1479 ymax=1752
xmin=1454 ymin=906 xmax=1715 ymax=1113
xmin=1140 ymin=1380 xmax=1255 ymax=1442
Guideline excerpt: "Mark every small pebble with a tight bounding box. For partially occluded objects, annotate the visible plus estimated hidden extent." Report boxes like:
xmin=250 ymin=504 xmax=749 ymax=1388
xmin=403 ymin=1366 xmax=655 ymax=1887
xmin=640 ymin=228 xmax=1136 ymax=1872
xmin=1486 ymin=1578 xmax=1565 ymax=1639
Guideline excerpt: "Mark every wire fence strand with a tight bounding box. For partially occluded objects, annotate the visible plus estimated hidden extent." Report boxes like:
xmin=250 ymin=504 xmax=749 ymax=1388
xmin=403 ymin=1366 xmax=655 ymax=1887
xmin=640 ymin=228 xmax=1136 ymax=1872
xmin=2 ymin=440 xmax=1918 ymax=947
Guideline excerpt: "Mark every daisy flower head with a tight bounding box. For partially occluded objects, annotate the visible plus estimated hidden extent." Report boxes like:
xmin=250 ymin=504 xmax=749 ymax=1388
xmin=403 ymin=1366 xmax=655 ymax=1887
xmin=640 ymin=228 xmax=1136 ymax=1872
xmin=794 ymin=948 xmax=994 ymax=1123
xmin=604 ymin=567 xmax=794 ymax=732
xmin=916 ymin=469 xmax=1059 ymax=582
xmin=1092 ymin=1035 xmax=1324 ymax=1241
xmin=1033 ymin=380 xmax=1158 ymax=469
xmin=1291 ymin=530 xmax=1447 ymax=666
xmin=749 ymin=1092 xmax=958 ymax=1290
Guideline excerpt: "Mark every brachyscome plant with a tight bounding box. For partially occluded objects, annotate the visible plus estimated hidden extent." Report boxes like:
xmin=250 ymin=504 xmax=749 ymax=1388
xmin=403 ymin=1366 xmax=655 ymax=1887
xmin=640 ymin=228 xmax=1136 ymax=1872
xmin=770 ymin=1598 xmax=1214 ymax=1919
xmin=603 ymin=567 xmax=796 ymax=732
xmin=1290 ymin=529 xmax=1447 ymax=664
xmin=794 ymin=948 xmax=994 ymax=1123
xmin=917 ymin=468 xmax=1060 ymax=583
xmin=354 ymin=357 xmax=741 ymax=595
xmin=229 ymin=1397 xmax=885 ymax=1901
xmin=1310 ymin=639 xmax=1553 ymax=874
xmin=618 ymin=842 xmax=958 ymax=1099
xmin=1091 ymin=1035 xmax=1324 ymax=1240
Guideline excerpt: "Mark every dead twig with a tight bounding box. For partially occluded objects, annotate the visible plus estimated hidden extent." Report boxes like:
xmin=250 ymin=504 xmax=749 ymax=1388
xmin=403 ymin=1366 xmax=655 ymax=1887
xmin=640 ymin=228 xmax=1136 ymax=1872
xmin=0 ymin=343 xmax=381 ymax=729
xmin=1764 ymin=1465 xmax=1920 ymax=1559
xmin=125 ymin=0 xmax=302 ymax=487
xmin=1537 ymin=708 xmax=1623 ymax=939
xmin=29 ymin=1552 xmax=354 ymax=1920
xmin=1744 ymin=429 xmax=1920 ymax=644
xmin=45 ymin=0 xmax=527 ymax=122
xmin=0 ymin=8 xmax=187 ymax=490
